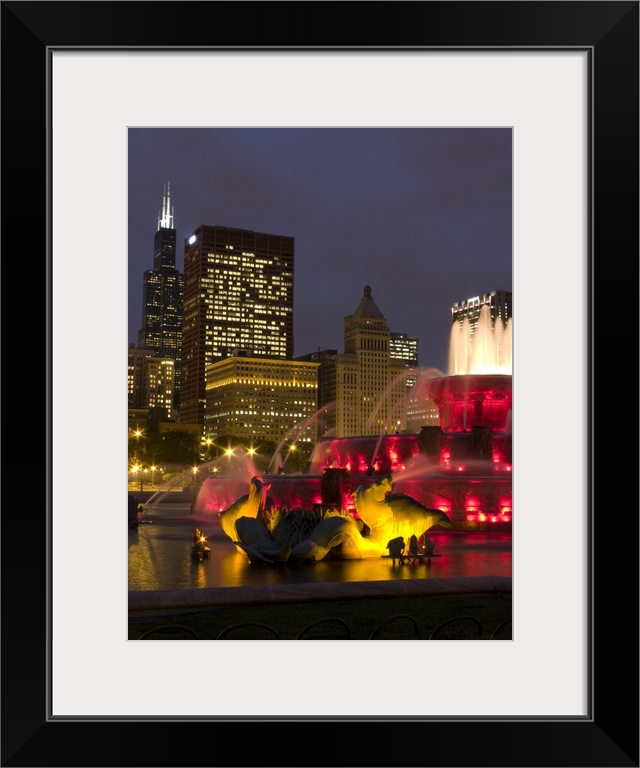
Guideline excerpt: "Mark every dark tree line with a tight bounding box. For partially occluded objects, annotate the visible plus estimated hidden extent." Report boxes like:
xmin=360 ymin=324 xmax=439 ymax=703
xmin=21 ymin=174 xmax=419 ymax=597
xmin=128 ymin=430 xmax=199 ymax=467
xmin=128 ymin=431 xmax=314 ymax=474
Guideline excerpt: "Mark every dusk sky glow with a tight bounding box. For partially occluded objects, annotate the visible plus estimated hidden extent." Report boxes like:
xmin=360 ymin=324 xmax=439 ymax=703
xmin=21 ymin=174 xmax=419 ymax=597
xmin=128 ymin=127 xmax=512 ymax=373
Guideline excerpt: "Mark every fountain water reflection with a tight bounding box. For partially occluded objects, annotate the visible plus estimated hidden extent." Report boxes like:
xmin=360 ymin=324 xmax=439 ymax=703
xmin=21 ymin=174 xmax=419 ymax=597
xmin=128 ymin=502 xmax=512 ymax=591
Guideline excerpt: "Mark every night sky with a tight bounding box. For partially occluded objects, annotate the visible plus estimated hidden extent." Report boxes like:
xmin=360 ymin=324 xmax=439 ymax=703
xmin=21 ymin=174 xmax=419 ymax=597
xmin=128 ymin=127 xmax=512 ymax=374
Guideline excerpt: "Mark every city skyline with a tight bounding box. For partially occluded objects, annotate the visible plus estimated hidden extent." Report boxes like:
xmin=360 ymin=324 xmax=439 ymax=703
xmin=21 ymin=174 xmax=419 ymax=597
xmin=128 ymin=127 xmax=512 ymax=374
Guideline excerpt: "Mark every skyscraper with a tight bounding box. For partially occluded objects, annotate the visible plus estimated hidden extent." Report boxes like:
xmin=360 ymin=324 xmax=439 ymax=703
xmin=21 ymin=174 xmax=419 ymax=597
xmin=137 ymin=183 xmax=183 ymax=409
xmin=451 ymin=290 xmax=512 ymax=336
xmin=390 ymin=332 xmax=419 ymax=366
xmin=128 ymin=345 xmax=175 ymax=419
xmin=298 ymin=287 xmax=408 ymax=438
xmin=180 ymin=225 xmax=294 ymax=426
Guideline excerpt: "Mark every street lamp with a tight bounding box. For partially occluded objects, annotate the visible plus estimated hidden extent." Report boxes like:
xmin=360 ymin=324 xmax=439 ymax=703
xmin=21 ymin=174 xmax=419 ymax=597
xmin=130 ymin=464 xmax=144 ymax=491
xmin=150 ymin=464 xmax=156 ymax=487
xmin=192 ymin=465 xmax=198 ymax=488
xmin=134 ymin=429 xmax=144 ymax=460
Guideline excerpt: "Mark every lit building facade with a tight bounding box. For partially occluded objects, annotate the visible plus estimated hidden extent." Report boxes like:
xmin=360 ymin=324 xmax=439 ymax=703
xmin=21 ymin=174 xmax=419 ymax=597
xmin=390 ymin=332 xmax=419 ymax=366
xmin=137 ymin=183 xmax=183 ymax=407
xmin=204 ymin=353 xmax=319 ymax=445
xmin=389 ymin=334 xmax=426 ymax=430
xmin=180 ymin=226 xmax=294 ymax=426
xmin=451 ymin=290 xmax=512 ymax=326
xmin=300 ymin=286 xmax=409 ymax=438
xmin=128 ymin=346 xmax=175 ymax=419
xmin=388 ymin=335 xmax=439 ymax=430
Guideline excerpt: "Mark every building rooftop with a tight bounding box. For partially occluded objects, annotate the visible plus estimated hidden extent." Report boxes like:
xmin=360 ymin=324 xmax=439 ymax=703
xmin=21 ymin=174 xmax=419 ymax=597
xmin=350 ymin=285 xmax=385 ymax=318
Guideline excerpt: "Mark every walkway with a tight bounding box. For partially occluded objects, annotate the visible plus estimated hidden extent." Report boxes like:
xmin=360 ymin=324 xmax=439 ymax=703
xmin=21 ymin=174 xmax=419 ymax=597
xmin=129 ymin=575 xmax=512 ymax=619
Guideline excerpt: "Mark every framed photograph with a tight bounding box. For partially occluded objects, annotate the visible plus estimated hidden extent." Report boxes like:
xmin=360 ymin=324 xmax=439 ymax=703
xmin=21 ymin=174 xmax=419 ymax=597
xmin=3 ymin=2 xmax=637 ymax=766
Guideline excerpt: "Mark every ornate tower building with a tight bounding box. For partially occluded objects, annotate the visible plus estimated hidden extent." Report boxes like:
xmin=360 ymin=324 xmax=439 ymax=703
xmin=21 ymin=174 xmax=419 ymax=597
xmin=334 ymin=286 xmax=408 ymax=437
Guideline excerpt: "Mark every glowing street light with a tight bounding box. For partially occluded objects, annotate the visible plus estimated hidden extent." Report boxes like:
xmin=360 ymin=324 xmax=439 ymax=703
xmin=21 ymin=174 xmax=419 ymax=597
xmin=132 ymin=429 xmax=147 ymax=483
xmin=130 ymin=464 xmax=144 ymax=491
xmin=203 ymin=437 xmax=217 ymax=461
xmin=192 ymin=465 xmax=198 ymax=487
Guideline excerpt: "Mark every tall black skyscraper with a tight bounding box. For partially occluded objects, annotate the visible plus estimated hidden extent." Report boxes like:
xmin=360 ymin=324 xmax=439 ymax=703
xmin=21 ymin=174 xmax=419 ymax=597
xmin=137 ymin=183 xmax=183 ymax=408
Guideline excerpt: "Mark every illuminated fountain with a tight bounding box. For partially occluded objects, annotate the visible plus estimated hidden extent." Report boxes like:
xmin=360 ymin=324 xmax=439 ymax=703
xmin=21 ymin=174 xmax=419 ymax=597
xmin=195 ymin=304 xmax=512 ymax=542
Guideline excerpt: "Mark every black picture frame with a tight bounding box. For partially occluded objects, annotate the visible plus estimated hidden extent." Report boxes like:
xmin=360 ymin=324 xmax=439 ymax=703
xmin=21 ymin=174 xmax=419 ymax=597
xmin=2 ymin=2 xmax=638 ymax=766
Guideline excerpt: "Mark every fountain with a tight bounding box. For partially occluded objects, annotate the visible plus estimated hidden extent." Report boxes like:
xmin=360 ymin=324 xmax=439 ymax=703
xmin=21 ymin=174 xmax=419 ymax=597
xmin=194 ymin=304 xmax=512 ymax=555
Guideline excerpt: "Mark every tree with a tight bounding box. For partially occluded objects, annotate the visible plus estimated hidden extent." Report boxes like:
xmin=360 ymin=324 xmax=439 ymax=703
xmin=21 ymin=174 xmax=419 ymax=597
xmin=153 ymin=431 xmax=200 ymax=465
xmin=281 ymin=442 xmax=314 ymax=474
xmin=128 ymin=432 xmax=147 ymax=465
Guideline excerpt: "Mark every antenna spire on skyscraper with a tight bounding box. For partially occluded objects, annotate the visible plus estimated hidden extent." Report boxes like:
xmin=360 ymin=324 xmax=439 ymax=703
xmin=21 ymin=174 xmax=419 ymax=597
xmin=158 ymin=182 xmax=174 ymax=230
